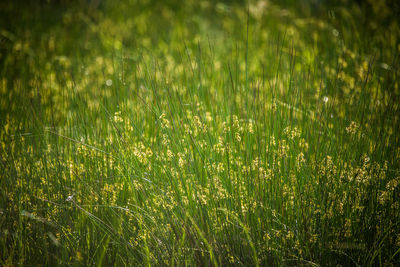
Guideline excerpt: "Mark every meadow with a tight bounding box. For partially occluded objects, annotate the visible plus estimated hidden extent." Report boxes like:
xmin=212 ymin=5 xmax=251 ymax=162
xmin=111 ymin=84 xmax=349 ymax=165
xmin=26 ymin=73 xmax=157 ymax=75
xmin=1 ymin=0 xmax=399 ymax=265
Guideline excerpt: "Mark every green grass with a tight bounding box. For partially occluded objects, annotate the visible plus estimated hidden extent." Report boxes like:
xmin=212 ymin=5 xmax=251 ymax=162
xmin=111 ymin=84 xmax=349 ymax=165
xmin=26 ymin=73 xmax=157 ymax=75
xmin=1 ymin=0 xmax=399 ymax=266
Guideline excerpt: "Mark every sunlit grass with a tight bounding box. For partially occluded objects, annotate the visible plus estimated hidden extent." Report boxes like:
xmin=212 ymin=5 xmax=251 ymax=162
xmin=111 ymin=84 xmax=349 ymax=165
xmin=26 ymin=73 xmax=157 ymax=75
xmin=1 ymin=0 xmax=399 ymax=266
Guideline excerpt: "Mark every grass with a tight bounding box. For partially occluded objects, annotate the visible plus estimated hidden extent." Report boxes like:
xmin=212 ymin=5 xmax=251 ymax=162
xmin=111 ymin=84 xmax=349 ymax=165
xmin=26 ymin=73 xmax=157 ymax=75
xmin=1 ymin=0 xmax=399 ymax=266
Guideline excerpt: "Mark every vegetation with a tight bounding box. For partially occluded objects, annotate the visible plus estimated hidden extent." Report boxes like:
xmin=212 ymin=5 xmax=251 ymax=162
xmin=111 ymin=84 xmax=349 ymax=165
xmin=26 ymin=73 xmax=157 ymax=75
xmin=1 ymin=0 xmax=399 ymax=265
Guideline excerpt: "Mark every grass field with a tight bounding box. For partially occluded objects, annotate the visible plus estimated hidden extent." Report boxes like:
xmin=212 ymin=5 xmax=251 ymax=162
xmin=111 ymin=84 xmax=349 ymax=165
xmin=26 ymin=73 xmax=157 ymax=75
xmin=1 ymin=0 xmax=400 ymax=265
